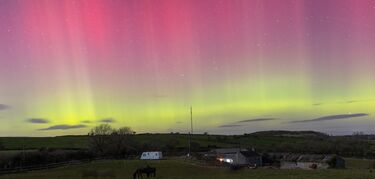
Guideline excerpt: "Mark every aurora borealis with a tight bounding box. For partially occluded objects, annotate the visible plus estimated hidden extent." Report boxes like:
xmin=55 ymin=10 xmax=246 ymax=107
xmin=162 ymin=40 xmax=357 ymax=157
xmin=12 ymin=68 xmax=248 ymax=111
xmin=1 ymin=0 xmax=375 ymax=136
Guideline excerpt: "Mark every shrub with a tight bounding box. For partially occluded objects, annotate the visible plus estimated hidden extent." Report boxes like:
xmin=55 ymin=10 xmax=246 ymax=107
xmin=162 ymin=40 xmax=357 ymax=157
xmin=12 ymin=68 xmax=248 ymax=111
xmin=0 ymin=140 xmax=4 ymax=150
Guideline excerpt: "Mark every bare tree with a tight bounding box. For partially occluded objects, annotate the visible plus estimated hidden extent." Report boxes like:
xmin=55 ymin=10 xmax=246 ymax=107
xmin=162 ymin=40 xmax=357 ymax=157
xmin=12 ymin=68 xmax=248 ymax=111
xmin=89 ymin=124 xmax=114 ymax=135
xmin=88 ymin=124 xmax=136 ymax=157
xmin=110 ymin=127 xmax=135 ymax=157
xmin=88 ymin=124 xmax=114 ymax=155
xmin=117 ymin=127 xmax=134 ymax=135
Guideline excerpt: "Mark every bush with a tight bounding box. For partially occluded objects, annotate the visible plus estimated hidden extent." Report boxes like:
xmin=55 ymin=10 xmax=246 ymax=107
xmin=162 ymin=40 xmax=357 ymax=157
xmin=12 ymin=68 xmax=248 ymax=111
xmin=165 ymin=139 xmax=180 ymax=151
xmin=0 ymin=140 xmax=4 ymax=150
xmin=191 ymin=142 xmax=201 ymax=152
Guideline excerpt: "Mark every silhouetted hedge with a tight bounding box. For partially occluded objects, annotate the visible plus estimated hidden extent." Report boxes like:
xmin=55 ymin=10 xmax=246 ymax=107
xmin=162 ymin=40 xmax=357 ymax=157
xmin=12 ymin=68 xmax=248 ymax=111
xmin=0 ymin=149 xmax=94 ymax=170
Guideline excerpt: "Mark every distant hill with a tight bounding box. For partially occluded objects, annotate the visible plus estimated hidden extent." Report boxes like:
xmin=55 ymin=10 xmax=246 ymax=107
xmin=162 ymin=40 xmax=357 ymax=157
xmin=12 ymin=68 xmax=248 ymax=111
xmin=248 ymin=130 xmax=329 ymax=138
xmin=1 ymin=131 xmax=374 ymax=158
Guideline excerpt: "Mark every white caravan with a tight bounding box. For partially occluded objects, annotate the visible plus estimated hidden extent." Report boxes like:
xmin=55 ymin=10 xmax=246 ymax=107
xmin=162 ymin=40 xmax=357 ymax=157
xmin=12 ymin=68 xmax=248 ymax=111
xmin=140 ymin=151 xmax=163 ymax=160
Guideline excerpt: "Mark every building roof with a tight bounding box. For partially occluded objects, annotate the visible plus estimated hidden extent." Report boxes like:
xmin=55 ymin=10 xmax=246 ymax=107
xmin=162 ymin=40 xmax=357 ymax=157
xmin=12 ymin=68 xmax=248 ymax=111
xmin=240 ymin=151 xmax=260 ymax=157
xmin=274 ymin=154 xmax=340 ymax=163
xmin=211 ymin=148 xmax=248 ymax=154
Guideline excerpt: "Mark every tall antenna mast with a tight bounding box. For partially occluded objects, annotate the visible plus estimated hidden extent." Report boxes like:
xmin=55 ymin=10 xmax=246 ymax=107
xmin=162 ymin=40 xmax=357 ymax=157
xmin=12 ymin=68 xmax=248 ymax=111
xmin=188 ymin=106 xmax=193 ymax=157
xmin=190 ymin=106 xmax=193 ymax=134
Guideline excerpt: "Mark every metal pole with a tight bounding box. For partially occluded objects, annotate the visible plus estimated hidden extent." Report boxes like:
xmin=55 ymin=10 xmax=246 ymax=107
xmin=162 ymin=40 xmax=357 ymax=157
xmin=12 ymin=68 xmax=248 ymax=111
xmin=22 ymin=138 xmax=25 ymax=169
xmin=188 ymin=132 xmax=191 ymax=157
xmin=188 ymin=106 xmax=193 ymax=157
xmin=190 ymin=106 xmax=193 ymax=134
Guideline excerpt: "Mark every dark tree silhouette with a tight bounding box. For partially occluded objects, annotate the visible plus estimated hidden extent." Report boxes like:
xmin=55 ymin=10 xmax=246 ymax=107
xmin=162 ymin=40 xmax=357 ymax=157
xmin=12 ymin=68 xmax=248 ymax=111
xmin=88 ymin=124 xmax=114 ymax=155
xmin=88 ymin=124 xmax=135 ymax=157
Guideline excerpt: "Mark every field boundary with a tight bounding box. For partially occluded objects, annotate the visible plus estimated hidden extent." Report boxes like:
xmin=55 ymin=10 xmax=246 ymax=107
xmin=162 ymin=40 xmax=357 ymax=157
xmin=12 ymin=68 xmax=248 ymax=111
xmin=0 ymin=159 xmax=94 ymax=175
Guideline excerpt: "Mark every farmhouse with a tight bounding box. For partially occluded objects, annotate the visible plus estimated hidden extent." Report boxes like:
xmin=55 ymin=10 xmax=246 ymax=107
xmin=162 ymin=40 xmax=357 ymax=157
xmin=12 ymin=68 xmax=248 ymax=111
xmin=269 ymin=153 xmax=345 ymax=169
xmin=208 ymin=148 xmax=262 ymax=166
xmin=140 ymin=151 xmax=163 ymax=160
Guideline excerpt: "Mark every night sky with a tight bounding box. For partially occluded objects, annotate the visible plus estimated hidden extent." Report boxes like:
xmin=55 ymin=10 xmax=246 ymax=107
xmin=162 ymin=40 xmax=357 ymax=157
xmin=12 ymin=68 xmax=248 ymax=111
xmin=1 ymin=0 xmax=375 ymax=136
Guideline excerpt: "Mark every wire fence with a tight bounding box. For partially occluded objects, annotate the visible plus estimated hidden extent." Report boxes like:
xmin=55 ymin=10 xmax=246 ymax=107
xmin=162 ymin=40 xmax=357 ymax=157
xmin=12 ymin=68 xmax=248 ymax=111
xmin=0 ymin=159 xmax=95 ymax=175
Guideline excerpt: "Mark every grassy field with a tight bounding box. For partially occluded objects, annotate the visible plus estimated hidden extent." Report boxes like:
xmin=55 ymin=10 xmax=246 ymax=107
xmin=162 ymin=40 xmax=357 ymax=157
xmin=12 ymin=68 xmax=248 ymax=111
xmin=345 ymin=158 xmax=375 ymax=169
xmin=0 ymin=133 xmax=348 ymax=150
xmin=1 ymin=131 xmax=373 ymax=178
xmin=0 ymin=134 xmax=238 ymax=150
xmin=0 ymin=136 xmax=89 ymax=149
xmin=0 ymin=158 xmax=374 ymax=179
xmin=1 ymin=132 xmax=374 ymax=163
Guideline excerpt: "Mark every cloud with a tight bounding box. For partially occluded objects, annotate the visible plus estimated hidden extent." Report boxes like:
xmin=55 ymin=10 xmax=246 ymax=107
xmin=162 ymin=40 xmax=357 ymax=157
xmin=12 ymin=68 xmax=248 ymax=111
xmin=237 ymin=118 xmax=276 ymax=123
xmin=99 ymin=118 xmax=116 ymax=123
xmin=313 ymin=99 xmax=375 ymax=106
xmin=39 ymin=124 xmax=87 ymax=131
xmin=27 ymin=118 xmax=49 ymax=124
xmin=218 ymin=124 xmax=242 ymax=128
xmin=345 ymin=100 xmax=360 ymax=104
xmin=290 ymin=113 xmax=369 ymax=123
xmin=218 ymin=117 xmax=276 ymax=128
xmin=343 ymin=99 xmax=375 ymax=104
xmin=0 ymin=104 xmax=10 ymax=111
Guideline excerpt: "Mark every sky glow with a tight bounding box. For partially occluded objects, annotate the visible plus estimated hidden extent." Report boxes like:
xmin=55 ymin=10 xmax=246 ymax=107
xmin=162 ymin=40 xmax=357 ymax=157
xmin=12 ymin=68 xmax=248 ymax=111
xmin=1 ymin=0 xmax=375 ymax=136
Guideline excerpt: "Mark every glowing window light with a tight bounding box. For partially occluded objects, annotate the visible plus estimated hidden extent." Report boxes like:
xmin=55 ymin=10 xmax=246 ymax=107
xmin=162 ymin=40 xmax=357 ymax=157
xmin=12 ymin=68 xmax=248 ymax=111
xmin=225 ymin=158 xmax=233 ymax=163
xmin=217 ymin=157 xmax=233 ymax=164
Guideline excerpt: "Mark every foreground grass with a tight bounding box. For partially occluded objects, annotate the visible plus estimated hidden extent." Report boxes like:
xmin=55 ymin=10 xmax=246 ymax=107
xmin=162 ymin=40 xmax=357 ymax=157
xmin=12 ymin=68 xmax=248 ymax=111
xmin=346 ymin=158 xmax=375 ymax=169
xmin=1 ymin=159 xmax=375 ymax=179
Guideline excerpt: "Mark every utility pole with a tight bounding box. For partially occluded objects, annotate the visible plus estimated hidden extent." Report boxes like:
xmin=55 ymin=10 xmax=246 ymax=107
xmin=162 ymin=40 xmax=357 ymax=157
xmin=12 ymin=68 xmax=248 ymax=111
xmin=22 ymin=138 xmax=25 ymax=169
xmin=188 ymin=106 xmax=193 ymax=157
xmin=190 ymin=106 xmax=193 ymax=134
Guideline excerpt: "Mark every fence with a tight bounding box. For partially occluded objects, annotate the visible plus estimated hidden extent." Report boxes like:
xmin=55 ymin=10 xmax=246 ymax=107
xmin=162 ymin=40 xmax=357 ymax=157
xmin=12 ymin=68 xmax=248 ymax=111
xmin=0 ymin=159 xmax=93 ymax=175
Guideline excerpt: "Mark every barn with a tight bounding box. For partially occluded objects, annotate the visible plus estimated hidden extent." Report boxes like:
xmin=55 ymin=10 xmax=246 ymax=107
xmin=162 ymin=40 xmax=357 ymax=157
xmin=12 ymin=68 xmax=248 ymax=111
xmin=274 ymin=154 xmax=345 ymax=169
xmin=140 ymin=151 xmax=163 ymax=160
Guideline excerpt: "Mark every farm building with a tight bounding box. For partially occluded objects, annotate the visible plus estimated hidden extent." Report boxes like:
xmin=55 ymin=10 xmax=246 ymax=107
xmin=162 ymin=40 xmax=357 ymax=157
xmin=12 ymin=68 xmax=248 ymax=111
xmin=207 ymin=148 xmax=262 ymax=167
xmin=140 ymin=151 xmax=163 ymax=160
xmin=269 ymin=153 xmax=345 ymax=169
